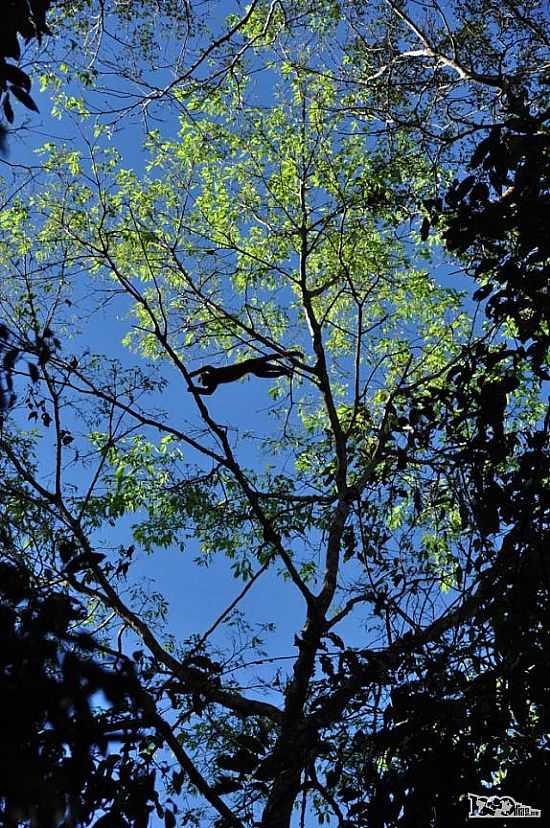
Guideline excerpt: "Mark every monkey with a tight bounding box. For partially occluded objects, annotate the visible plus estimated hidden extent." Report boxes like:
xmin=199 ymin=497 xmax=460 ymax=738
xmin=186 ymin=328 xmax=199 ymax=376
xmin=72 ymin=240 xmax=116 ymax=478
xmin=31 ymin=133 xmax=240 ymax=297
xmin=187 ymin=351 xmax=303 ymax=395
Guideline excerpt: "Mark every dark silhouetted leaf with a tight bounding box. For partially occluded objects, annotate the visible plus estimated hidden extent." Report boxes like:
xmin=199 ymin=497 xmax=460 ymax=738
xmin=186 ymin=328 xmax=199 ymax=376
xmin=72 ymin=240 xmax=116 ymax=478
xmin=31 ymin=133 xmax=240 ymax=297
xmin=27 ymin=361 xmax=39 ymax=382
xmin=9 ymin=85 xmax=39 ymax=112
xmin=472 ymin=284 xmax=493 ymax=302
xmin=3 ymin=64 xmax=31 ymax=91
xmin=3 ymin=95 xmax=14 ymax=123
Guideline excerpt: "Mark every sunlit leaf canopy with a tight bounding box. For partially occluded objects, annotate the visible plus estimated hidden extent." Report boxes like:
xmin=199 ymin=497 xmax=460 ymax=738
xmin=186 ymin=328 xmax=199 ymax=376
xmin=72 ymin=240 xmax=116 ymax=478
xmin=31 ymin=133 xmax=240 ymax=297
xmin=1 ymin=67 xmax=481 ymax=569
xmin=40 ymin=0 xmax=548 ymax=144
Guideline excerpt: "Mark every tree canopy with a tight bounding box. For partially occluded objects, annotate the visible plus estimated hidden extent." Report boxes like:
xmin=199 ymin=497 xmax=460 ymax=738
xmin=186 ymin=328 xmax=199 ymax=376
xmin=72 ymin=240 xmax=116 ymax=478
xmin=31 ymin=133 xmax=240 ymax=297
xmin=0 ymin=2 xmax=548 ymax=827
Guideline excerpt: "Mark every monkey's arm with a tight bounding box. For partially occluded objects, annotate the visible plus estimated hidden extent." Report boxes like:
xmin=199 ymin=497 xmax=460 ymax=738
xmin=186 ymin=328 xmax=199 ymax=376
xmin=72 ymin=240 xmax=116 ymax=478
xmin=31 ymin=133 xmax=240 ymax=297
xmin=187 ymin=361 xmax=249 ymax=394
xmin=187 ymin=381 xmax=216 ymax=395
xmin=188 ymin=367 xmax=207 ymax=378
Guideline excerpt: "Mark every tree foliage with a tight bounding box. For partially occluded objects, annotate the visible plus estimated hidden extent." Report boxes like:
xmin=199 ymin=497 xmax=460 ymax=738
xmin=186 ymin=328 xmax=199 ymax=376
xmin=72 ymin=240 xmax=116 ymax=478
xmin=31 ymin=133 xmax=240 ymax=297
xmin=0 ymin=554 xmax=160 ymax=828
xmin=0 ymin=2 xmax=548 ymax=827
xmin=0 ymin=0 xmax=52 ymax=145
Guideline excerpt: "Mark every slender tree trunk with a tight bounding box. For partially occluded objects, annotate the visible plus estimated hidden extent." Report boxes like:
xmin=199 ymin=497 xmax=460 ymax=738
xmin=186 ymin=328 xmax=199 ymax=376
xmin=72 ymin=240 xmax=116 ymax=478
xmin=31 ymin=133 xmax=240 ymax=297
xmin=259 ymin=622 xmax=321 ymax=828
xmin=260 ymin=768 xmax=302 ymax=828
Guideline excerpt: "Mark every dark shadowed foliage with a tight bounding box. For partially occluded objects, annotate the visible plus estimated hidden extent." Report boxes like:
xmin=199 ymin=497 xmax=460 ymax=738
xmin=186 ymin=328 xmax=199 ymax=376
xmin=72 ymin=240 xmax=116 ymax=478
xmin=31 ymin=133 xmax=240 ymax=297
xmin=0 ymin=0 xmax=52 ymax=147
xmin=0 ymin=551 xmax=165 ymax=828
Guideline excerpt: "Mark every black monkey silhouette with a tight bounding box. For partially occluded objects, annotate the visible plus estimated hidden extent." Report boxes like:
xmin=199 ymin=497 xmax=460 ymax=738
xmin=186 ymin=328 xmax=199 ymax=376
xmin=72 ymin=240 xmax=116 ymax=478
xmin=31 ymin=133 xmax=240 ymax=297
xmin=187 ymin=351 xmax=303 ymax=395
